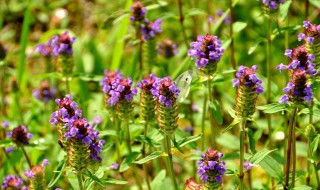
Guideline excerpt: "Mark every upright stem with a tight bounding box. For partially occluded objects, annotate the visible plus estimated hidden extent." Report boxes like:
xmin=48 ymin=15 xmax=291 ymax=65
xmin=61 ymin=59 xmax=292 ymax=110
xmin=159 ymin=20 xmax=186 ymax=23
xmin=2 ymin=148 xmax=20 ymax=176
xmin=305 ymin=0 xmax=309 ymax=20
xmin=1 ymin=64 xmax=6 ymax=116
xmin=239 ymin=118 xmax=247 ymax=190
xmin=229 ymin=0 xmax=236 ymax=74
xmin=306 ymin=100 xmax=313 ymax=185
xmin=115 ymin=119 xmax=122 ymax=163
xmin=138 ymin=22 xmax=143 ymax=70
xmin=165 ymin=135 xmax=178 ymax=190
xmin=266 ymin=16 xmax=272 ymax=148
xmin=125 ymin=121 xmax=143 ymax=190
xmin=142 ymin=122 xmax=151 ymax=190
xmin=15 ymin=93 xmax=24 ymax=124
xmin=177 ymin=0 xmax=188 ymax=48
xmin=21 ymin=146 xmax=32 ymax=169
xmin=207 ymin=79 xmax=215 ymax=147
xmin=77 ymin=173 xmax=84 ymax=190
xmin=284 ymin=107 xmax=297 ymax=190
xmin=201 ymin=94 xmax=208 ymax=151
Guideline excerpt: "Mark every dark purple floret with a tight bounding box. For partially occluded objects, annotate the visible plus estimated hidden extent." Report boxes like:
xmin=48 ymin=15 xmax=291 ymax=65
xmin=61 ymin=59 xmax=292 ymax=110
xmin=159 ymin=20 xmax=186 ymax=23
xmin=7 ymin=126 xmax=33 ymax=146
xmin=137 ymin=73 xmax=158 ymax=91
xmin=106 ymin=77 xmax=137 ymax=106
xmin=299 ymin=21 xmax=320 ymax=45
xmin=130 ymin=1 xmax=146 ymax=22
xmin=261 ymin=0 xmax=286 ymax=10
xmin=188 ymin=34 xmax=224 ymax=69
xmin=197 ymin=148 xmax=226 ymax=184
xmin=35 ymin=39 xmax=54 ymax=57
xmin=100 ymin=70 xmax=123 ymax=87
xmin=158 ymin=39 xmax=178 ymax=58
xmin=141 ymin=19 xmax=162 ymax=41
xmin=151 ymin=77 xmax=180 ymax=107
xmin=232 ymin=65 xmax=264 ymax=94
xmin=33 ymin=81 xmax=56 ymax=103
xmin=1 ymin=174 xmax=27 ymax=190
xmin=51 ymin=31 xmax=76 ymax=56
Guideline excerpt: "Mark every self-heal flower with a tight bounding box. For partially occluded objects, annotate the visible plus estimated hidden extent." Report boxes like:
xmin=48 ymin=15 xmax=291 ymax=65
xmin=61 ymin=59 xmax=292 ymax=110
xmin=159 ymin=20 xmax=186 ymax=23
xmin=1 ymin=121 xmax=9 ymax=128
xmin=141 ymin=19 xmax=162 ymax=41
xmin=51 ymin=31 xmax=76 ymax=56
xmin=7 ymin=126 xmax=33 ymax=146
xmin=188 ymin=34 xmax=224 ymax=75
xmin=260 ymin=0 xmax=286 ymax=11
xmin=233 ymin=65 xmax=264 ymax=118
xmin=244 ymin=161 xmax=258 ymax=171
xmin=158 ymin=39 xmax=178 ymax=59
xmin=35 ymin=39 xmax=54 ymax=57
xmin=109 ymin=162 xmax=119 ymax=170
xmin=130 ymin=1 xmax=146 ymax=22
xmin=1 ymin=174 xmax=27 ymax=190
xmin=197 ymin=148 xmax=226 ymax=189
xmin=24 ymin=160 xmax=49 ymax=190
xmin=208 ymin=9 xmax=231 ymax=25
xmin=33 ymin=81 xmax=56 ymax=103
xmin=184 ymin=178 xmax=205 ymax=190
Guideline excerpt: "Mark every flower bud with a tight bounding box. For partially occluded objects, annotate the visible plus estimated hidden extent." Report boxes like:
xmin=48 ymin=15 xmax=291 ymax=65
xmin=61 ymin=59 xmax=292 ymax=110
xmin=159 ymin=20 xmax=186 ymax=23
xmin=184 ymin=178 xmax=205 ymax=190
xmin=260 ymin=0 xmax=285 ymax=14
xmin=141 ymin=19 xmax=162 ymax=41
xmin=25 ymin=160 xmax=48 ymax=190
xmin=130 ymin=2 xmax=146 ymax=22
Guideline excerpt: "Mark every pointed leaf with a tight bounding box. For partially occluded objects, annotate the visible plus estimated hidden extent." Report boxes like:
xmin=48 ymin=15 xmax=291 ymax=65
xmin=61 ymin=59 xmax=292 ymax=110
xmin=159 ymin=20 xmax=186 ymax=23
xmin=233 ymin=22 xmax=247 ymax=33
xmin=260 ymin=155 xmax=283 ymax=180
xmin=151 ymin=170 xmax=166 ymax=190
xmin=178 ymin=134 xmax=202 ymax=147
xmin=48 ymin=158 xmax=67 ymax=187
xmin=249 ymin=149 xmax=276 ymax=165
xmin=280 ymin=0 xmax=292 ymax=21
xmin=134 ymin=151 xmax=163 ymax=164
xmin=172 ymin=137 xmax=184 ymax=153
xmin=209 ymin=100 xmax=223 ymax=125
xmin=257 ymin=103 xmax=290 ymax=114
xmin=222 ymin=118 xmax=240 ymax=133
xmin=83 ymin=169 xmax=127 ymax=186
xmin=247 ymin=128 xmax=256 ymax=154
xmin=310 ymin=135 xmax=320 ymax=154
xmin=119 ymin=152 xmax=140 ymax=172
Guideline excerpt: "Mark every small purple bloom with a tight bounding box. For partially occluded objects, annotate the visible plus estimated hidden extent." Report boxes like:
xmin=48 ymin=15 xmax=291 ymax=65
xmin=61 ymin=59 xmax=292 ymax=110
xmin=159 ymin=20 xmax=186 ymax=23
xmin=244 ymin=161 xmax=258 ymax=170
xmin=110 ymin=162 xmax=119 ymax=170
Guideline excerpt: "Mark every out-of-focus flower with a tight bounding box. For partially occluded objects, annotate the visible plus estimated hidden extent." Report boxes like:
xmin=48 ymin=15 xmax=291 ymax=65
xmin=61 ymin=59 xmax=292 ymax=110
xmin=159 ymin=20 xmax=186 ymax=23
xmin=7 ymin=126 xmax=33 ymax=146
xmin=243 ymin=161 xmax=258 ymax=171
xmin=184 ymin=178 xmax=205 ymax=190
xmin=141 ymin=19 xmax=162 ymax=41
xmin=1 ymin=174 xmax=27 ymax=190
xmin=184 ymin=126 xmax=194 ymax=133
xmin=208 ymin=9 xmax=230 ymax=25
xmin=51 ymin=31 xmax=76 ymax=56
xmin=1 ymin=121 xmax=9 ymax=128
xmin=158 ymin=39 xmax=178 ymax=59
xmin=33 ymin=81 xmax=56 ymax=103
xmin=130 ymin=1 xmax=146 ymax=22
xmin=260 ymin=0 xmax=286 ymax=11
xmin=109 ymin=162 xmax=119 ymax=170
xmin=192 ymin=104 xmax=200 ymax=112
xmin=197 ymin=148 xmax=226 ymax=188
xmin=91 ymin=115 xmax=103 ymax=126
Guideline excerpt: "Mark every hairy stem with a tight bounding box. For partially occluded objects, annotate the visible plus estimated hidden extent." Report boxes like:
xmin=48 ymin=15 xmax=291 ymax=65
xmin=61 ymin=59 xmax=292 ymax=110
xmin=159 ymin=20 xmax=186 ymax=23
xmin=115 ymin=119 xmax=122 ymax=163
xmin=305 ymin=0 xmax=309 ymax=20
xmin=239 ymin=118 xmax=247 ymax=190
xmin=165 ymin=135 xmax=178 ymax=190
xmin=201 ymin=93 xmax=208 ymax=151
xmin=142 ymin=122 xmax=151 ymax=190
xmin=284 ymin=107 xmax=297 ymax=190
xmin=77 ymin=173 xmax=84 ymax=190
xmin=267 ymin=16 xmax=272 ymax=148
xmin=207 ymin=79 xmax=216 ymax=147
xmin=21 ymin=146 xmax=32 ymax=169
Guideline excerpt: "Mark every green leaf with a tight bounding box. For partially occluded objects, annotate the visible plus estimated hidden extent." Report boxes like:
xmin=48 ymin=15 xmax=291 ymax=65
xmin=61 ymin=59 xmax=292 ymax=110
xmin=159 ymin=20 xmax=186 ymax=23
xmin=310 ymin=135 xmax=320 ymax=154
xmin=83 ymin=169 xmax=127 ymax=186
xmin=48 ymin=158 xmax=67 ymax=187
xmin=256 ymin=103 xmax=289 ymax=114
xmin=0 ymin=140 xmax=12 ymax=148
xmin=279 ymin=0 xmax=292 ymax=21
xmin=298 ymin=108 xmax=320 ymax=117
xmin=293 ymin=186 xmax=313 ymax=190
xmin=185 ymin=8 xmax=206 ymax=17
xmin=209 ymin=100 xmax=223 ymax=125
xmin=172 ymin=137 xmax=184 ymax=153
xmin=247 ymin=129 xmax=256 ymax=154
xmin=222 ymin=118 xmax=240 ymax=133
xmin=178 ymin=134 xmax=202 ymax=147
xmin=66 ymin=172 xmax=80 ymax=190
xmin=248 ymin=38 xmax=265 ymax=55
xmin=260 ymin=155 xmax=283 ymax=179
xmin=135 ymin=135 xmax=161 ymax=147
xmin=151 ymin=170 xmax=166 ymax=190
xmin=216 ymin=134 xmax=240 ymax=150
xmin=225 ymin=169 xmax=236 ymax=176
xmin=119 ymin=152 xmax=140 ymax=172
xmin=99 ymin=130 xmax=117 ymax=137
xmin=145 ymin=1 xmax=168 ymax=10
xmin=134 ymin=151 xmax=163 ymax=164
xmin=309 ymin=0 xmax=320 ymax=8
xmin=233 ymin=21 xmax=247 ymax=34
xmin=249 ymin=149 xmax=276 ymax=165
xmin=212 ymin=0 xmax=240 ymax=33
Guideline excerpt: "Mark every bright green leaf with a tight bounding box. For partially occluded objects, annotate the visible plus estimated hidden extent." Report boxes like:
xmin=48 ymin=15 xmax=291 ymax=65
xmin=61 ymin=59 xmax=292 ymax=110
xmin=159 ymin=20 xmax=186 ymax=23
xmin=209 ymin=100 xmax=223 ymax=125
xmin=249 ymin=149 xmax=276 ymax=165
xmin=257 ymin=103 xmax=290 ymax=114
xmin=260 ymin=155 xmax=283 ymax=179
xmin=279 ymin=0 xmax=292 ymax=21
xmin=134 ymin=151 xmax=163 ymax=164
xmin=222 ymin=118 xmax=240 ymax=133
xmin=233 ymin=22 xmax=247 ymax=33
xmin=119 ymin=152 xmax=140 ymax=172
xmin=151 ymin=170 xmax=166 ymax=190
xmin=48 ymin=158 xmax=67 ymax=187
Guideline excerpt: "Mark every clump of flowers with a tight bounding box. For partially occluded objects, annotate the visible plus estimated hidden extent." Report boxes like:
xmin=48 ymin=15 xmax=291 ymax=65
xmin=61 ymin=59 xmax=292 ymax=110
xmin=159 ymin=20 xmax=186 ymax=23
xmin=7 ymin=125 xmax=33 ymax=146
xmin=51 ymin=31 xmax=76 ymax=56
xmin=24 ymin=159 xmax=49 ymax=190
xmin=33 ymin=81 xmax=56 ymax=103
xmin=130 ymin=1 xmax=146 ymax=22
xmin=141 ymin=19 xmax=162 ymax=41
xmin=137 ymin=73 xmax=158 ymax=122
xmin=35 ymin=39 xmax=54 ymax=57
xmin=184 ymin=178 xmax=205 ymax=190
xmin=188 ymin=34 xmax=224 ymax=75
xmin=197 ymin=148 xmax=226 ymax=188
xmin=260 ymin=0 xmax=286 ymax=12
xmin=279 ymin=70 xmax=313 ymax=104
xmin=232 ymin=65 xmax=264 ymax=117
xmin=277 ymin=46 xmax=316 ymax=76
xmin=1 ymin=174 xmax=27 ymax=190
xmin=208 ymin=9 xmax=230 ymax=24
xmin=158 ymin=39 xmax=178 ymax=59
xmin=152 ymin=77 xmax=180 ymax=134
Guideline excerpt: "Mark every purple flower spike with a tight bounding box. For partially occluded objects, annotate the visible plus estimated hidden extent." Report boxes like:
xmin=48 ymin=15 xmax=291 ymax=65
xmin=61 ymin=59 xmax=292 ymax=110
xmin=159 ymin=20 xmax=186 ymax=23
xmin=1 ymin=174 xmax=25 ymax=189
xmin=261 ymin=0 xmax=286 ymax=10
xmin=33 ymin=81 xmax=56 ymax=103
xmin=130 ymin=2 xmax=146 ymax=22
xmin=50 ymin=31 xmax=76 ymax=56
xmin=141 ymin=19 xmax=162 ymax=41
xmin=232 ymin=65 xmax=264 ymax=94
xmin=151 ymin=77 xmax=180 ymax=107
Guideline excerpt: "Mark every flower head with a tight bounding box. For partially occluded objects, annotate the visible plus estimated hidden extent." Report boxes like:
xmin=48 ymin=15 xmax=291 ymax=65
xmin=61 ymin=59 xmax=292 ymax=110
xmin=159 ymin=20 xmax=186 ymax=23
xmin=243 ymin=161 xmax=258 ymax=171
xmin=184 ymin=178 xmax=205 ymax=190
xmin=188 ymin=34 xmax=224 ymax=72
xmin=137 ymin=73 xmax=158 ymax=91
xmin=158 ymin=39 xmax=178 ymax=59
xmin=33 ymin=81 xmax=56 ymax=103
xmin=7 ymin=126 xmax=33 ymax=146
xmin=232 ymin=65 xmax=264 ymax=94
xmin=303 ymin=21 xmax=320 ymax=41
xmin=1 ymin=121 xmax=9 ymax=128
xmin=197 ymin=148 xmax=226 ymax=186
xmin=109 ymin=162 xmax=119 ymax=170
xmin=51 ymin=31 xmax=76 ymax=56
xmin=141 ymin=19 xmax=162 ymax=41
xmin=35 ymin=39 xmax=54 ymax=57
xmin=130 ymin=1 xmax=146 ymax=22
xmin=1 ymin=174 xmax=26 ymax=190
xmin=260 ymin=0 xmax=286 ymax=11
xmin=107 ymin=77 xmax=137 ymax=107
xmin=208 ymin=9 xmax=230 ymax=24
xmin=151 ymin=77 xmax=180 ymax=107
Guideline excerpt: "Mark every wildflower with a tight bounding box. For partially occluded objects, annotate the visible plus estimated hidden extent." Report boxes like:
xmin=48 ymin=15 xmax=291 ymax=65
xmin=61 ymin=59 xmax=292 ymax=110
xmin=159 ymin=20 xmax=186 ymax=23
xmin=141 ymin=19 xmax=162 ymax=41
xmin=188 ymin=34 xmax=224 ymax=75
xmin=91 ymin=115 xmax=103 ymax=126
xmin=192 ymin=103 xmax=200 ymax=112
xmin=35 ymin=39 xmax=54 ymax=57
xmin=137 ymin=73 xmax=158 ymax=122
xmin=51 ymin=31 xmax=76 ymax=56
xmin=24 ymin=159 xmax=49 ymax=190
xmin=184 ymin=126 xmax=194 ymax=133
xmin=243 ymin=161 xmax=258 ymax=171
xmin=232 ymin=65 xmax=264 ymax=117
xmin=158 ymin=39 xmax=178 ymax=59
xmin=152 ymin=77 xmax=180 ymax=134
xmin=33 ymin=81 xmax=56 ymax=103
xmin=208 ymin=9 xmax=231 ymax=25
xmin=109 ymin=162 xmax=119 ymax=170
xmin=184 ymin=178 xmax=205 ymax=190
xmin=279 ymin=70 xmax=313 ymax=104
xmin=1 ymin=174 xmax=27 ymax=190
xmin=130 ymin=1 xmax=146 ymax=22
xmin=277 ymin=46 xmax=317 ymax=76
xmin=5 ymin=147 xmax=15 ymax=153
xmin=197 ymin=148 xmax=226 ymax=188
xmin=260 ymin=0 xmax=286 ymax=11
xmin=7 ymin=126 xmax=33 ymax=146
xmin=1 ymin=121 xmax=9 ymax=128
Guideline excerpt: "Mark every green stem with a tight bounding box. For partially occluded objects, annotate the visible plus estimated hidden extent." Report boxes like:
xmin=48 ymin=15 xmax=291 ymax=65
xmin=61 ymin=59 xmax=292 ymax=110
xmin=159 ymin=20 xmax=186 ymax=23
xmin=207 ymin=79 xmax=215 ymax=147
xmin=267 ymin=16 xmax=272 ymax=149
xmin=15 ymin=92 xmax=24 ymax=123
xmin=177 ymin=0 xmax=188 ymax=48
xmin=307 ymin=130 xmax=320 ymax=187
xmin=2 ymin=148 xmax=20 ymax=176
xmin=125 ymin=121 xmax=143 ymax=190
xmin=229 ymin=0 xmax=236 ymax=74
xmin=165 ymin=135 xmax=178 ymax=190
xmin=77 ymin=173 xmax=84 ymax=190
xmin=305 ymin=0 xmax=309 ymax=20
xmin=115 ymin=119 xmax=122 ymax=163
xmin=201 ymin=93 xmax=208 ymax=151
xmin=142 ymin=122 xmax=151 ymax=190
xmin=239 ymin=118 xmax=247 ymax=190
xmin=21 ymin=146 xmax=32 ymax=169
xmin=284 ymin=107 xmax=298 ymax=190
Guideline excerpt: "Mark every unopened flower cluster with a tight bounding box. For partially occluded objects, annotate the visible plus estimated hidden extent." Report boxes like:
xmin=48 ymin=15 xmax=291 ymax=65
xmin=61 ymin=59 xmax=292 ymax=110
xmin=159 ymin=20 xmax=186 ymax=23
xmin=7 ymin=125 xmax=33 ymax=146
xmin=232 ymin=65 xmax=264 ymax=94
xmin=208 ymin=9 xmax=230 ymax=24
xmin=188 ymin=34 xmax=224 ymax=69
xmin=197 ymin=148 xmax=226 ymax=185
xmin=33 ymin=81 xmax=56 ymax=103
xmin=158 ymin=39 xmax=178 ymax=58
xmin=36 ymin=31 xmax=76 ymax=56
